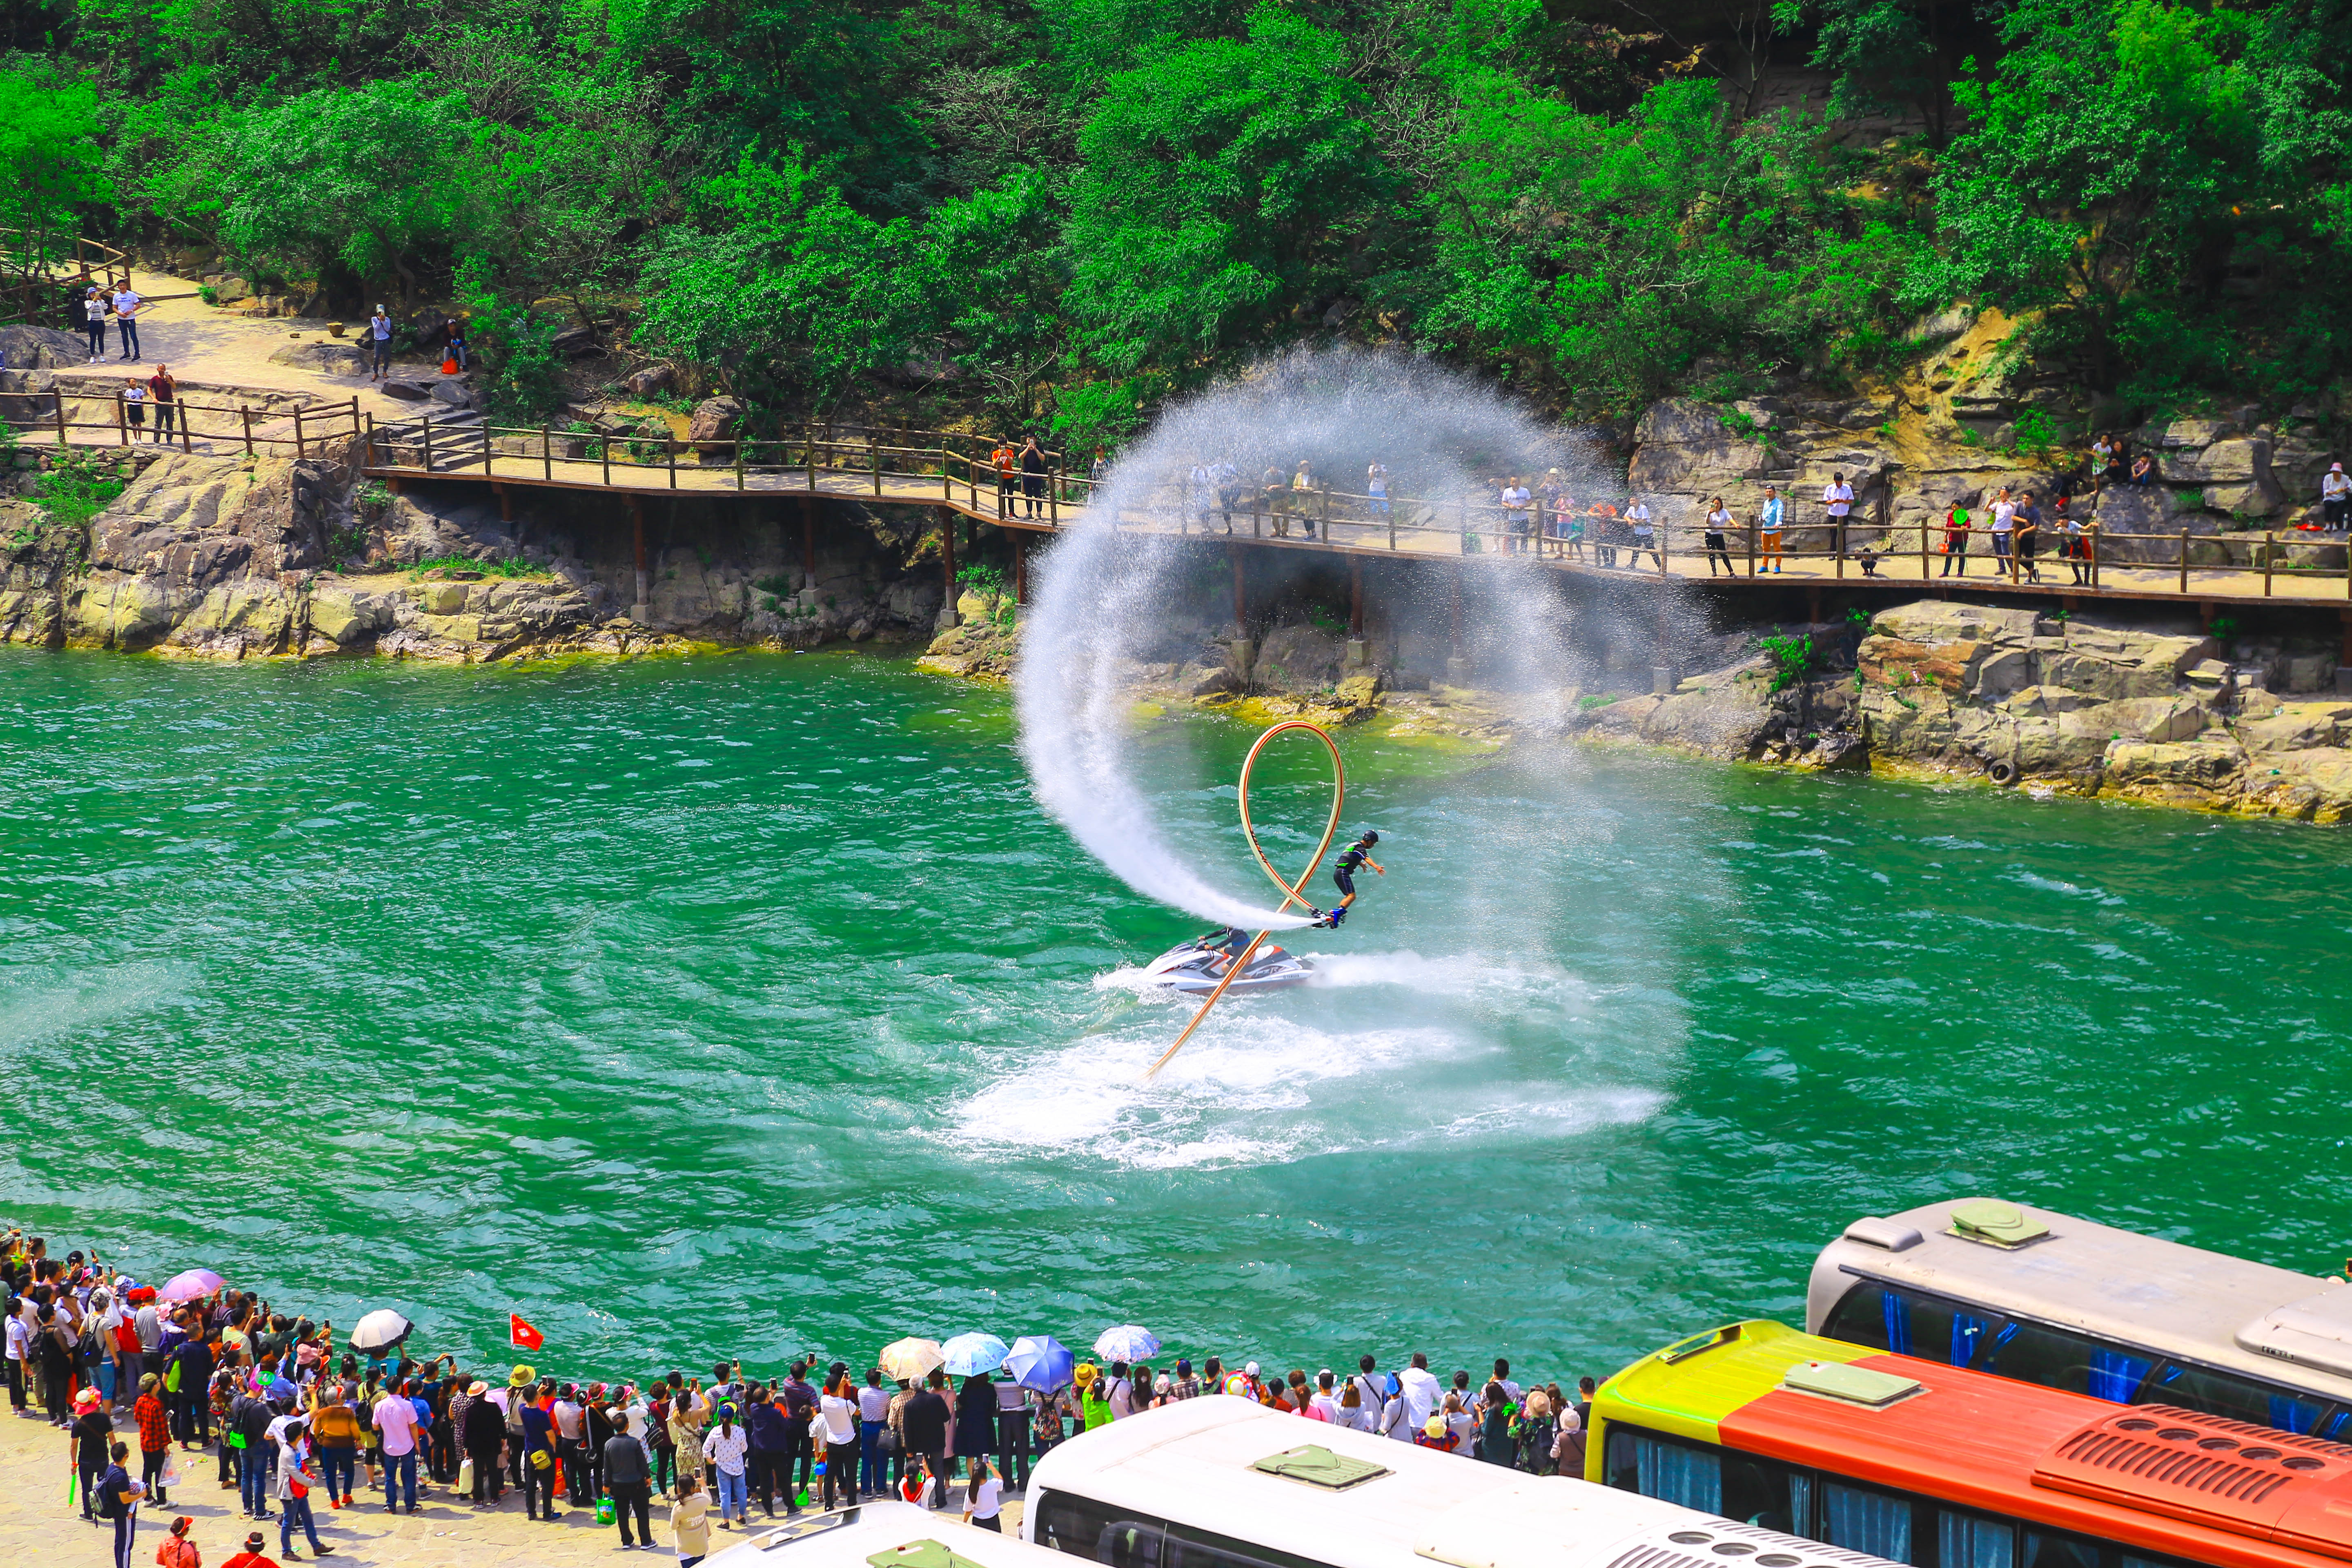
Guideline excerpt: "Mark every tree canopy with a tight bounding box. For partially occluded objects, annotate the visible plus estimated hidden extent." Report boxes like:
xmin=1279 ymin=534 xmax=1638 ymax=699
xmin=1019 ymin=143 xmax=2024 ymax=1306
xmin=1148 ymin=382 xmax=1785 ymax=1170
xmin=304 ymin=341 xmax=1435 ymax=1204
xmin=18 ymin=0 xmax=2352 ymax=428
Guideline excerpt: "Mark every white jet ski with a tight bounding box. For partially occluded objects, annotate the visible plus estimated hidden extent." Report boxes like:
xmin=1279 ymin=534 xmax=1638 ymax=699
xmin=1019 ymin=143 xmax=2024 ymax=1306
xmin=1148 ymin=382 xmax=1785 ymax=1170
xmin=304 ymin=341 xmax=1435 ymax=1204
xmin=1141 ymin=927 xmax=1314 ymax=995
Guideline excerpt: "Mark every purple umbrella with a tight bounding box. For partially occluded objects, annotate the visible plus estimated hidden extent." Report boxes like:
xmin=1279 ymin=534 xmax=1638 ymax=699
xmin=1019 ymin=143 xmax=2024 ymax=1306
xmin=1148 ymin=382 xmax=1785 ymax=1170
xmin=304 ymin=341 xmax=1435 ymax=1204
xmin=157 ymin=1269 xmax=225 ymax=1303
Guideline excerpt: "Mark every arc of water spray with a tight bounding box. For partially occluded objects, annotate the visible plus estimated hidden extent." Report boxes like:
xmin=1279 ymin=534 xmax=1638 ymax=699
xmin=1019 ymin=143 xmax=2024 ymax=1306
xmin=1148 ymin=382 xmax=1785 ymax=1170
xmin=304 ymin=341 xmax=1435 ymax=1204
xmin=1144 ymin=721 xmax=1346 ymax=1081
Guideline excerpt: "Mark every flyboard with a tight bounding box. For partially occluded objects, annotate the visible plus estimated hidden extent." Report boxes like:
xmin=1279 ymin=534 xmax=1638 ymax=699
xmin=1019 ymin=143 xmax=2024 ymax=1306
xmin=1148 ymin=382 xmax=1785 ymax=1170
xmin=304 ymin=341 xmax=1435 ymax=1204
xmin=1143 ymin=720 xmax=1344 ymax=1080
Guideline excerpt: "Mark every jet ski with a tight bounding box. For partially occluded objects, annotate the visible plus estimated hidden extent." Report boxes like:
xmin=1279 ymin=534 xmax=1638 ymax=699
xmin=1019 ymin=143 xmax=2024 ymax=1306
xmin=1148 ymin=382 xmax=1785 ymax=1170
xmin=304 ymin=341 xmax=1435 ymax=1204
xmin=1140 ymin=927 xmax=1314 ymax=995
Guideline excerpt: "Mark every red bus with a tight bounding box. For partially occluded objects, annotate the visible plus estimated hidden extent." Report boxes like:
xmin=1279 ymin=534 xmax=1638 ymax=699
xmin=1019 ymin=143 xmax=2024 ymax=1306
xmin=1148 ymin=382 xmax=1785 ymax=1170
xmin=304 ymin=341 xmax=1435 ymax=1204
xmin=1590 ymin=1320 xmax=2352 ymax=1568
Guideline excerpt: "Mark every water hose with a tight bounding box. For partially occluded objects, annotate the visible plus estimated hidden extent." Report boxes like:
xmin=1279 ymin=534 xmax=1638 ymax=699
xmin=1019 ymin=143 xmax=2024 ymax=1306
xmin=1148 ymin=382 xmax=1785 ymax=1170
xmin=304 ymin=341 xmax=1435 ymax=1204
xmin=1145 ymin=721 xmax=1345 ymax=1080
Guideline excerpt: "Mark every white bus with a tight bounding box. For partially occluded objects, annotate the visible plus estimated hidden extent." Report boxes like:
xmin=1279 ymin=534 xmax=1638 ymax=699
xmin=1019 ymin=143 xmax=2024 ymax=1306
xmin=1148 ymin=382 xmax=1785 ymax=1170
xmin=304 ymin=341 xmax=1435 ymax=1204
xmin=1021 ymin=1394 xmax=1909 ymax=1568
xmin=707 ymin=1499 xmax=1064 ymax=1568
xmin=1807 ymin=1196 xmax=2352 ymax=1436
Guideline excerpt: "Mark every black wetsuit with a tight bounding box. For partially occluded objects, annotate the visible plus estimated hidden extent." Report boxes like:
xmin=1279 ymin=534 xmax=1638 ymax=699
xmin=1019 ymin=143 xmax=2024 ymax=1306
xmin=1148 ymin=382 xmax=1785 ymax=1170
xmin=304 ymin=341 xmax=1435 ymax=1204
xmin=1333 ymin=842 xmax=1373 ymax=899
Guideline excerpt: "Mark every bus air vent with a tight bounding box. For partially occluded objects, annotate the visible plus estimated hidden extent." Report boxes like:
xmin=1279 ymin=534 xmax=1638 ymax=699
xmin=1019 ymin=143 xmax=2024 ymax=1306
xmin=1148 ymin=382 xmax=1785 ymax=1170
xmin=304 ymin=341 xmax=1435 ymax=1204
xmin=1250 ymin=1444 xmax=1390 ymax=1490
xmin=1599 ymin=1520 xmax=1911 ymax=1568
xmin=1841 ymin=1218 xmax=1924 ymax=1252
xmin=1780 ymin=1360 xmax=1922 ymax=1408
xmin=2032 ymin=1405 xmax=2352 ymax=1559
xmin=2237 ymin=1286 xmax=2352 ymax=1379
xmin=1947 ymin=1199 xmax=2050 ymax=1248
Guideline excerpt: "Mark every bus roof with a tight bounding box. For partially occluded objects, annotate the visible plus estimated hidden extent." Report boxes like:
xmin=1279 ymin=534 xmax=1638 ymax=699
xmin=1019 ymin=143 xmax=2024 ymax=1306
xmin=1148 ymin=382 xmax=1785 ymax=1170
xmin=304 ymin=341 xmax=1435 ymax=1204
xmin=1025 ymin=1394 xmax=1910 ymax=1568
xmin=1600 ymin=1319 xmax=2352 ymax=1568
xmin=1806 ymin=1198 xmax=2352 ymax=1398
xmin=706 ymin=1501 xmax=1067 ymax=1568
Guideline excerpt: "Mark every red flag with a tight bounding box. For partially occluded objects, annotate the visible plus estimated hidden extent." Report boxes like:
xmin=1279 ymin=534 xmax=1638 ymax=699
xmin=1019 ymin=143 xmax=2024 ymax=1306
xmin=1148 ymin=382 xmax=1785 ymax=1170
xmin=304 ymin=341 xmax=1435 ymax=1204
xmin=509 ymin=1313 xmax=543 ymax=1351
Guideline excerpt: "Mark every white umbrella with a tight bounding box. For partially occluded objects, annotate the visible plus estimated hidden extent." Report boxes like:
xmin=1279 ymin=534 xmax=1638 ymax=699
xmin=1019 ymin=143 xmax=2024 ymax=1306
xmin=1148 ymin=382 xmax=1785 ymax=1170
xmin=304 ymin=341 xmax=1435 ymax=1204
xmin=879 ymin=1336 xmax=945 ymax=1383
xmin=349 ymin=1309 xmax=412 ymax=1352
xmin=1092 ymin=1325 xmax=1160 ymax=1362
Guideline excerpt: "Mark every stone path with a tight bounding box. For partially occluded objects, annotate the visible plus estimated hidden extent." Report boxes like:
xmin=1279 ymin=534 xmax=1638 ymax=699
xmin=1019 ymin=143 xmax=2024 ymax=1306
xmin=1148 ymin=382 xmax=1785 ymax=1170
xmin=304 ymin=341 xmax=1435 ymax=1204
xmin=0 ymin=1407 xmax=1017 ymax=1566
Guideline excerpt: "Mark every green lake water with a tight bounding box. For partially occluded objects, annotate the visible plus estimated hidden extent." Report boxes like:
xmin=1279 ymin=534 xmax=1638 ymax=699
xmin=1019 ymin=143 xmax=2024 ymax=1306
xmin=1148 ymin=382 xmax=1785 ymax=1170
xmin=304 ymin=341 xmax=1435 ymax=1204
xmin=5 ymin=647 xmax=2350 ymax=1385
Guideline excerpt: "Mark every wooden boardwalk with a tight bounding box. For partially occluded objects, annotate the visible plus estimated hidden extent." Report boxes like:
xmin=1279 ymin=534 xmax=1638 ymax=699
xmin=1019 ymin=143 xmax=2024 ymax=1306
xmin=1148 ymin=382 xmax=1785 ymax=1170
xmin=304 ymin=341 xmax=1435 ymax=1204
xmin=355 ymin=420 xmax=2352 ymax=623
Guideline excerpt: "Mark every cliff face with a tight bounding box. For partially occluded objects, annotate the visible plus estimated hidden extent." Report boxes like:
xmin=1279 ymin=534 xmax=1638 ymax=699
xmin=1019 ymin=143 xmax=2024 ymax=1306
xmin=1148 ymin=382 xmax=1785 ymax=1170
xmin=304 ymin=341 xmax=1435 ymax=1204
xmin=0 ymin=440 xmax=949 ymax=661
xmin=1625 ymin=309 xmax=2347 ymax=563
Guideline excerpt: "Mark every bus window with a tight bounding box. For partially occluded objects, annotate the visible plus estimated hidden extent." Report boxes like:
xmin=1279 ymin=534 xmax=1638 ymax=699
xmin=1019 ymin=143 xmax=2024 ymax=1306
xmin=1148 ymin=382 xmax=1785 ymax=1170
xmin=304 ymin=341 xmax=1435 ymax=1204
xmin=1976 ymin=1320 xmax=2149 ymax=1401
xmin=1163 ymin=1522 xmax=1336 ymax=1568
xmin=2018 ymin=1531 xmax=2096 ymax=1568
xmin=1821 ymin=1480 xmax=1915 ymax=1564
xmin=1722 ymin=1450 xmax=1813 ymax=1538
xmin=1605 ymin=1428 xmax=1724 ymax=1514
xmin=1030 ymin=1490 xmax=1167 ymax=1568
xmin=2141 ymin=1361 xmax=2334 ymax=1433
xmin=1936 ymin=1510 xmax=2013 ymax=1568
xmin=1821 ymin=1283 xmax=1995 ymax=1370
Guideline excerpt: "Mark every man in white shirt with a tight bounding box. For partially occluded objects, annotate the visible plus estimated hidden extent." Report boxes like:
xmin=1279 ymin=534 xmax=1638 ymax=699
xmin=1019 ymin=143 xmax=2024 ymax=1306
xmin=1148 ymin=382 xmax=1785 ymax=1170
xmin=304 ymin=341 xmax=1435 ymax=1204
xmin=1623 ymin=497 xmax=1657 ymax=568
xmin=374 ymin=1386 xmax=421 ymax=1513
xmin=1106 ymin=1363 xmax=1136 ymax=1420
xmin=1988 ymin=486 xmax=2016 ymax=567
xmin=1822 ymin=472 xmax=1854 ymax=521
xmin=368 ymin=306 xmax=394 ymax=381
xmin=1397 ymin=1353 xmax=1443 ymax=1430
xmin=111 ymin=286 xmax=143 ymax=361
xmin=4 ymin=1310 xmax=25 ymax=1413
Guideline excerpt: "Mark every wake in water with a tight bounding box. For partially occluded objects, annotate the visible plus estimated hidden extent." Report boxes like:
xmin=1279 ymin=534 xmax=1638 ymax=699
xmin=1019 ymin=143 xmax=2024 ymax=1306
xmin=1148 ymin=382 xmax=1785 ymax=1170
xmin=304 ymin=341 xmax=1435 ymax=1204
xmin=1016 ymin=347 xmax=1614 ymax=930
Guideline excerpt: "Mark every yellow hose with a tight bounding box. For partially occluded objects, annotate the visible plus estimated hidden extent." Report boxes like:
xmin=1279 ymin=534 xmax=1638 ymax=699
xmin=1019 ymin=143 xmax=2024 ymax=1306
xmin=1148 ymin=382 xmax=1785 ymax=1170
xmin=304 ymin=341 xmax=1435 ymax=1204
xmin=1145 ymin=721 xmax=1345 ymax=1080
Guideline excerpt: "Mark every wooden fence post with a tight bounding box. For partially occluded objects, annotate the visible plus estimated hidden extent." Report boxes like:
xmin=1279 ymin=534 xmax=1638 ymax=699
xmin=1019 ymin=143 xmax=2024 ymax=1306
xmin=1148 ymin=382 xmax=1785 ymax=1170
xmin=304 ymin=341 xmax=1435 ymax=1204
xmin=115 ymin=391 xmax=125 ymax=445
xmin=543 ymin=426 xmax=554 ymax=483
xmin=2179 ymin=529 xmax=2191 ymax=594
xmin=667 ymin=436 xmax=677 ymax=490
xmin=2265 ymin=531 xmax=2276 ymax=597
xmin=870 ymin=433 xmax=881 ymax=497
xmin=364 ymin=410 xmax=376 ymax=468
xmin=422 ymin=416 xmax=433 ymax=471
xmin=240 ymin=405 xmax=253 ymax=457
xmin=1050 ymin=466 xmax=1060 ymax=525
xmin=293 ymin=407 xmax=305 ymax=459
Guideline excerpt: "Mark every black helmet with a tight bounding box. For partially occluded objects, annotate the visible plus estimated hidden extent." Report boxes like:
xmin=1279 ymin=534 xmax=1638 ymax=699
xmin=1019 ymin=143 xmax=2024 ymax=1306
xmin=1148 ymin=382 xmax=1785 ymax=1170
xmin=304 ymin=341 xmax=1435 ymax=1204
xmin=1359 ymin=829 xmax=1379 ymax=844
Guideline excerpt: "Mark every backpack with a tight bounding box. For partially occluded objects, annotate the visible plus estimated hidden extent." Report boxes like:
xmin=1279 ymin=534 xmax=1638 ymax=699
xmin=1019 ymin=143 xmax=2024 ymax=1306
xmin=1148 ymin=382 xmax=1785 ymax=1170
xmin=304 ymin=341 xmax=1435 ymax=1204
xmin=96 ymin=1470 xmax=123 ymax=1519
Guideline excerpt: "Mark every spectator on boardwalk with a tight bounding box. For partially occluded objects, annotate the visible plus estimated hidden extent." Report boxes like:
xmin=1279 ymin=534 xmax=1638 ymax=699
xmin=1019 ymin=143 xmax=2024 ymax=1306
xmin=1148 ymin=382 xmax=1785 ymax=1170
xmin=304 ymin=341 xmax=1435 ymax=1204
xmin=1292 ymin=460 xmax=1319 ymax=539
xmin=900 ymin=1371 xmax=951 ymax=1508
xmin=2013 ymin=491 xmax=2043 ymax=582
xmin=1019 ymin=435 xmax=1048 ymax=519
xmin=112 ymin=283 xmax=143 ymax=361
xmin=2323 ymin=462 xmax=2351 ymax=532
xmin=819 ymin=1370 xmax=859 ymax=1508
xmin=2061 ymin=496 xmax=2094 ymax=585
xmin=1625 ymin=495 xmax=1659 ymax=569
xmin=1941 ymin=500 xmax=1971 ymax=577
xmin=123 ymin=377 xmax=145 ymax=438
xmin=147 ymin=367 xmax=177 ymax=444
xmin=1703 ymin=496 xmax=1735 ymax=575
xmin=367 ymin=307 xmax=393 ymax=382
xmin=1822 ymin=472 xmax=1855 ymax=555
xmin=992 ymin=440 xmax=1018 ymax=512
xmin=1988 ymin=486 xmax=2016 ymax=567
xmin=1758 ymin=486 xmax=1785 ymax=573
xmin=1368 ymin=461 xmax=1391 ymax=516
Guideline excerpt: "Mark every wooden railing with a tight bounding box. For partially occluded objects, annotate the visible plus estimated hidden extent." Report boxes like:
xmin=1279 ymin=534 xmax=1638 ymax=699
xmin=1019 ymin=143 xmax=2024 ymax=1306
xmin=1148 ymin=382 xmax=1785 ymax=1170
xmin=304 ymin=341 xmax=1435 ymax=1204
xmin=0 ymin=230 xmax=136 ymax=327
xmin=23 ymin=390 xmax=365 ymax=458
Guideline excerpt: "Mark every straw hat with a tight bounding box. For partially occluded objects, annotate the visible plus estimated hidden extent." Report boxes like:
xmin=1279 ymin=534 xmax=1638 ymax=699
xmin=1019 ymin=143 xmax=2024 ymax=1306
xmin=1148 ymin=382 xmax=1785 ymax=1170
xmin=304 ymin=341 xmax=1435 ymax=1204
xmin=467 ymin=1381 xmax=487 ymax=1396
xmin=1073 ymin=1363 xmax=1097 ymax=1388
xmin=508 ymin=1365 xmax=537 ymax=1387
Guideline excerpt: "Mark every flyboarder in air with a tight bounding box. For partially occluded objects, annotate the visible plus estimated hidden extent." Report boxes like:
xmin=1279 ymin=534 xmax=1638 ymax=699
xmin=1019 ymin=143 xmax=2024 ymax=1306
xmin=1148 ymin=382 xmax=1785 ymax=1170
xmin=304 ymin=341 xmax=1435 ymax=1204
xmin=1312 ymin=830 xmax=1382 ymax=927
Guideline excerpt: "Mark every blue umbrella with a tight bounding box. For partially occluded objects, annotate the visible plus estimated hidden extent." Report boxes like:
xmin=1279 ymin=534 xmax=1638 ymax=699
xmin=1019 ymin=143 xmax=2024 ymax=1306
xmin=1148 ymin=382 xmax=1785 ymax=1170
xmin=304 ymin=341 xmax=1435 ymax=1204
xmin=1005 ymin=1334 xmax=1075 ymax=1392
xmin=1092 ymin=1324 xmax=1160 ymax=1362
xmin=941 ymin=1332 xmax=1010 ymax=1377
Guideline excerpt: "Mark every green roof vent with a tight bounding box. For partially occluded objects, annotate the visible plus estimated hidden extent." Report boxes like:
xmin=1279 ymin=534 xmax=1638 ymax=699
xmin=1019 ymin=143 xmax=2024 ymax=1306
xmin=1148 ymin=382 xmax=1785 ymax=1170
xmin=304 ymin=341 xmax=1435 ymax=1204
xmin=1252 ymin=1444 xmax=1391 ymax=1491
xmin=1784 ymin=1359 xmax=1923 ymax=1408
xmin=1949 ymin=1199 xmax=2050 ymax=1249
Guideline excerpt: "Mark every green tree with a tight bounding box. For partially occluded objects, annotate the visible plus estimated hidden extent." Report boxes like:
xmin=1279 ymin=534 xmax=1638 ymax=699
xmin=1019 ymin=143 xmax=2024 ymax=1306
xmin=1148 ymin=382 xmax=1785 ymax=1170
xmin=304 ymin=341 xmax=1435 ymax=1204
xmin=1912 ymin=0 xmax=2263 ymax=388
xmin=150 ymin=79 xmax=476 ymax=307
xmin=0 ymin=62 xmax=105 ymax=285
xmin=1063 ymin=6 xmax=1396 ymax=375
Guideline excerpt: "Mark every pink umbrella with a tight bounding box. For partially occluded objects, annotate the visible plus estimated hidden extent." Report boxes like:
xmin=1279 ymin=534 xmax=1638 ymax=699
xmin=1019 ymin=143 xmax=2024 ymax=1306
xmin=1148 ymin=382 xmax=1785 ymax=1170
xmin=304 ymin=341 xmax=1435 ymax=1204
xmin=157 ymin=1269 xmax=225 ymax=1303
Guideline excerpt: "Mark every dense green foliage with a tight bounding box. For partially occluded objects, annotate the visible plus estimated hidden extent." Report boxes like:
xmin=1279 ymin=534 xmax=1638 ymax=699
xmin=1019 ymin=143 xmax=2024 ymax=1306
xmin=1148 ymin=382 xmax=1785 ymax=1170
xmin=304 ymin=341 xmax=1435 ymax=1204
xmin=13 ymin=0 xmax=2352 ymax=426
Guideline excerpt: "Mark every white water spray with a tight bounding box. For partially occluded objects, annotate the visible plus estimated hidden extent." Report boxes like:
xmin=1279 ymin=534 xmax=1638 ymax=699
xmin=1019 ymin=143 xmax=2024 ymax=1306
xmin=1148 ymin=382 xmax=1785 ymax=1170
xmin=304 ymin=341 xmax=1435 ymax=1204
xmin=1016 ymin=348 xmax=1617 ymax=927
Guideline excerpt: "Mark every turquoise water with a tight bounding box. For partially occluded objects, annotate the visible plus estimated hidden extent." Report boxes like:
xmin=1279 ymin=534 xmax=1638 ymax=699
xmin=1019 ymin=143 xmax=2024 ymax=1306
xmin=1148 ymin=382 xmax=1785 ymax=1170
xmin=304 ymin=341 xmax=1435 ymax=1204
xmin=4 ymin=647 xmax=2350 ymax=1385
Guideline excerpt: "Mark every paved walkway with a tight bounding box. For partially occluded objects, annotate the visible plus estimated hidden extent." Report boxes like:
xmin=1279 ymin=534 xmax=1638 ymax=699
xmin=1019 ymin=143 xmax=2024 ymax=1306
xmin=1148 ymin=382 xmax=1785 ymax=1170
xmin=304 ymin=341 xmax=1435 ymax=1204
xmin=0 ymin=1406 xmax=1019 ymax=1566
